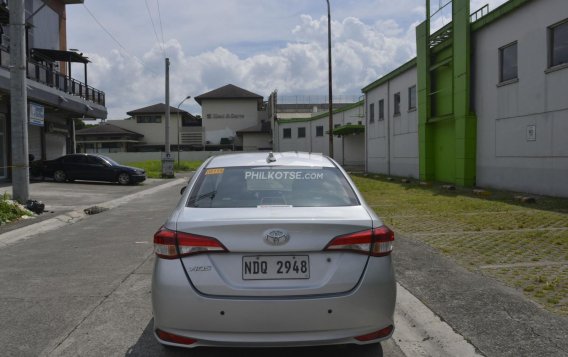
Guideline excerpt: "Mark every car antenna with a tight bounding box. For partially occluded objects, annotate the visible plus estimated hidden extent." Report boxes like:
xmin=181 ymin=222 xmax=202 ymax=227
xmin=266 ymin=152 xmax=276 ymax=163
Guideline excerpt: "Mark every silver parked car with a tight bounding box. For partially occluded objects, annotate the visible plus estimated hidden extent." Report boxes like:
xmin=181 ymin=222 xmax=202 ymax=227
xmin=152 ymin=152 xmax=396 ymax=349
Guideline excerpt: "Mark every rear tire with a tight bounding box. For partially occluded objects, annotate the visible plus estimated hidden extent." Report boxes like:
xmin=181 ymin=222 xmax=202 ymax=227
xmin=53 ymin=170 xmax=67 ymax=183
xmin=118 ymin=172 xmax=131 ymax=185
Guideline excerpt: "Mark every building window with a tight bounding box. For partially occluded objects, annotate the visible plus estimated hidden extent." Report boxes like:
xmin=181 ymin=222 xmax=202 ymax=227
xmin=283 ymin=128 xmax=291 ymax=139
xmin=298 ymin=127 xmax=306 ymax=138
xmin=408 ymin=86 xmax=416 ymax=110
xmin=316 ymin=125 xmax=324 ymax=137
xmin=549 ymin=20 xmax=568 ymax=68
xmin=136 ymin=115 xmax=162 ymax=123
xmin=394 ymin=92 xmax=401 ymax=116
xmin=499 ymin=42 xmax=518 ymax=82
xmin=378 ymin=99 xmax=384 ymax=121
xmin=369 ymin=103 xmax=375 ymax=123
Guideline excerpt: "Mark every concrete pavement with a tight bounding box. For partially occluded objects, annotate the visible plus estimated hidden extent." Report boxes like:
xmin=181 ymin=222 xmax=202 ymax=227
xmin=3 ymin=177 xmax=561 ymax=356
xmin=393 ymin=236 xmax=568 ymax=357
xmin=0 ymin=177 xmax=187 ymax=248
xmin=0 ymin=179 xmax=403 ymax=356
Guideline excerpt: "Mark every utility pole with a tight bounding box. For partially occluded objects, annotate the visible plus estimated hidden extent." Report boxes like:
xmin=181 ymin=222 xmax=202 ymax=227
xmin=10 ymin=0 xmax=30 ymax=203
xmin=165 ymin=58 xmax=170 ymax=155
xmin=161 ymin=58 xmax=174 ymax=177
xmin=326 ymin=0 xmax=334 ymax=159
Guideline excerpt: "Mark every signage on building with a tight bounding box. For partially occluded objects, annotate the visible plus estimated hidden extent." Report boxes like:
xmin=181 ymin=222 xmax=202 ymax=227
xmin=206 ymin=113 xmax=245 ymax=119
xmin=29 ymin=103 xmax=45 ymax=127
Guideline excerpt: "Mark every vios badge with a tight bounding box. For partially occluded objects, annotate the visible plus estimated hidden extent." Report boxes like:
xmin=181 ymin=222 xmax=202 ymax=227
xmin=263 ymin=229 xmax=290 ymax=246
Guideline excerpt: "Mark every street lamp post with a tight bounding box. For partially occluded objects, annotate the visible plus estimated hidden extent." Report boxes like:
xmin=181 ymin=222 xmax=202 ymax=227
xmin=177 ymin=95 xmax=191 ymax=166
xmin=326 ymin=0 xmax=334 ymax=159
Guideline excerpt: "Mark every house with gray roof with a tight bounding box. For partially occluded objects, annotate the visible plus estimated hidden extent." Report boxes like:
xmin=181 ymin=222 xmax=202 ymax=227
xmin=76 ymin=123 xmax=144 ymax=153
xmin=110 ymin=103 xmax=202 ymax=151
xmin=195 ymin=84 xmax=269 ymax=148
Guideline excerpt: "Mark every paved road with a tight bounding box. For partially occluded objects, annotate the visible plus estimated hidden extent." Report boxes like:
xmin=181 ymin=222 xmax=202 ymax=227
xmin=0 ymin=180 xmax=406 ymax=357
xmin=7 ymin=178 xmax=557 ymax=357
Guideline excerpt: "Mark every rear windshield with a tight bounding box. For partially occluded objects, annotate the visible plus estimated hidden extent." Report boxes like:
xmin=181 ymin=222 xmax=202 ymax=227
xmin=187 ymin=166 xmax=359 ymax=208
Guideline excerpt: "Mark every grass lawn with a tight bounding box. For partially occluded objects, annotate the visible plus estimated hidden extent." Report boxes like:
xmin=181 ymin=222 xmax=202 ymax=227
xmin=351 ymin=173 xmax=568 ymax=315
xmin=126 ymin=160 xmax=202 ymax=179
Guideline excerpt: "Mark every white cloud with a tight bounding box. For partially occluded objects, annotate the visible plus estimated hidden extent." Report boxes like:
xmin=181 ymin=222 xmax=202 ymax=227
xmin=76 ymin=0 xmax=512 ymax=120
xmin=83 ymin=12 xmax=418 ymax=119
xmin=67 ymin=0 xmax=506 ymax=118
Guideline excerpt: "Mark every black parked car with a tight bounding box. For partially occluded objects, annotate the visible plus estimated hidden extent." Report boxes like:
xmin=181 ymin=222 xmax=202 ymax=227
xmin=41 ymin=154 xmax=146 ymax=185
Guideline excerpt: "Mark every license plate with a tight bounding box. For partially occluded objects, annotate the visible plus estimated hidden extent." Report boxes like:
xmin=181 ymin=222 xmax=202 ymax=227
xmin=242 ymin=255 xmax=310 ymax=280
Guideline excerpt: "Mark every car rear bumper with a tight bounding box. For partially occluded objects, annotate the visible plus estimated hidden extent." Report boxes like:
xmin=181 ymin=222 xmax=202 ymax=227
xmin=152 ymin=256 xmax=396 ymax=348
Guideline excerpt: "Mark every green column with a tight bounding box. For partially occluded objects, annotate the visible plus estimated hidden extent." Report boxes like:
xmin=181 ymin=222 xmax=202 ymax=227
xmin=417 ymin=22 xmax=434 ymax=182
xmin=452 ymin=0 xmax=477 ymax=187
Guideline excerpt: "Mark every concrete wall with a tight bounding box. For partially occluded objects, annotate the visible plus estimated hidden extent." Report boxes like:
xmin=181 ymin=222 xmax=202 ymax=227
xmin=473 ymin=0 xmax=568 ymax=197
xmin=242 ymin=133 xmax=272 ymax=151
xmin=278 ymin=121 xmax=312 ymax=152
xmin=103 ymin=151 xmax=233 ymax=165
xmin=45 ymin=116 xmax=68 ymax=160
xmin=31 ymin=0 xmax=60 ymax=50
xmin=366 ymin=67 xmax=419 ymax=178
xmin=201 ymin=99 xmax=260 ymax=145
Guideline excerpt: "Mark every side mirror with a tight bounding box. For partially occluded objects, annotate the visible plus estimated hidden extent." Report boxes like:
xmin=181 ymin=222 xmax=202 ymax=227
xmin=180 ymin=186 xmax=186 ymax=195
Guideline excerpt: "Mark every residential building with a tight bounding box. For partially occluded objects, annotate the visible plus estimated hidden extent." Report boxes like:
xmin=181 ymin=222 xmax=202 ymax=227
xmin=75 ymin=123 xmax=144 ymax=153
xmin=363 ymin=0 xmax=568 ymax=197
xmin=110 ymin=103 xmax=202 ymax=151
xmin=195 ymin=84 xmax=267 ymax=148
xmin=0 ymin=0 xmax=107 ymax=179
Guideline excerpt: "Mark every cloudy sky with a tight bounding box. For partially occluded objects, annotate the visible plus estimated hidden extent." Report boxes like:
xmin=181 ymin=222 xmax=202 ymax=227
xmin=66 ymin=0 xmax=507 ymax=119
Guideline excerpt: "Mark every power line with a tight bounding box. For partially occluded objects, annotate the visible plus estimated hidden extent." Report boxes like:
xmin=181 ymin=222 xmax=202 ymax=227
xmin=82 ymin=3 xmax=159 ymax=75
xmin=156 ymin=0 xmax=167 ymax=57
xmin=144 ymin=0 xmax=166 ymax=58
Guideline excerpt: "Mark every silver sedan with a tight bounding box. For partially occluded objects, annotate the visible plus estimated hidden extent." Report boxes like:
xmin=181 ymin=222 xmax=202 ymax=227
xmin=152 ymin=152 xmax=396 ymax=350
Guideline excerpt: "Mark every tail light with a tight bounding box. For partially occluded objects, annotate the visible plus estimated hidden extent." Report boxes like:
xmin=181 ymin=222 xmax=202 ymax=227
xmin=324 ymin=226 xmax=394 ymax=257
xmin=156 ymin=329 xmax=197 ymax=345
xmin=153 ymin=227 xmax=228 ymax=259
xmin=355 ymin=325 xmax=394 ymax=341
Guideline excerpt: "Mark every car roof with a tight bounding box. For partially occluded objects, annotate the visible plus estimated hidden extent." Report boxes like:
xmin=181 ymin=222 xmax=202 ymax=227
xmin=206 ymin=152 xmax=335 ymax=168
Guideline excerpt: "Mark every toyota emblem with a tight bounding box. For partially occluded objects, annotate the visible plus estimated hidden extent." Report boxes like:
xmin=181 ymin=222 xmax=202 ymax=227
xmin=263 ymin=229 xmax=290 ymax=246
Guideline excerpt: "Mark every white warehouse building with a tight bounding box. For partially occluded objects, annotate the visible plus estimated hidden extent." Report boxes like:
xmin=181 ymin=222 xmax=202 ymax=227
xmin=362 ymin=0 xmax=568 ymax=197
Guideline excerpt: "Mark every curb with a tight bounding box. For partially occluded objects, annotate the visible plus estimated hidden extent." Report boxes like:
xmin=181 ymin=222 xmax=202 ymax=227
xmin=393 ymin=283 xmax=483 ymax=357
xmin=0 ymin=178 xmax=185 ymax=249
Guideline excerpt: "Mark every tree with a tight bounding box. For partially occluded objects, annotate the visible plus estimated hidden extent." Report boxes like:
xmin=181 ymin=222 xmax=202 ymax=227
xmin=74 ymin=118 xmax=86 ymax=130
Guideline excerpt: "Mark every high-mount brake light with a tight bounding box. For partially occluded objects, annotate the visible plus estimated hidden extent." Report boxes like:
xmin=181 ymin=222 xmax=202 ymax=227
xmin=153 ymin=227 xmax=228 ymax=259
xmin=324 ymin=226 xmax=394 ymax=257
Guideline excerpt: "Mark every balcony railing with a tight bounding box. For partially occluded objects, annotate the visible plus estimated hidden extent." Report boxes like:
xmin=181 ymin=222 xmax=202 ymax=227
xmin=0 ymin=46 xmax=105 ymax=106
xmin=470 ymin=4 xmax=489 ymax=23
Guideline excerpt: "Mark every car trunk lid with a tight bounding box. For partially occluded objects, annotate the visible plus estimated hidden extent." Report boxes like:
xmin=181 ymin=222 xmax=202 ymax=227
xmin=176 ymin=206 xmax=374 ymax=297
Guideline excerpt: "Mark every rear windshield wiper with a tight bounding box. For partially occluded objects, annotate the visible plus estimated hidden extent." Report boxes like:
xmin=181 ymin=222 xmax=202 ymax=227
xmin=188 ymin=190 xmax=217 ymax=207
